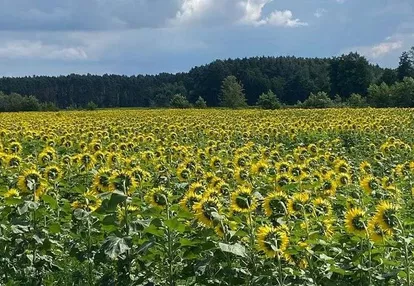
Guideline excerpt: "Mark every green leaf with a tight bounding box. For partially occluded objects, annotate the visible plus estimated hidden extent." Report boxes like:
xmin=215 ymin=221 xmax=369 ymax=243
xmin=4 ymin=197 xmax=23 ymax=206
xmin=218 ymin=242 xmax=247 ymax=258
xmin=165 ymin=218 xmax=186 ymax=233
xmin=180 ymin=238 xmax=199 ymax=246
xmin=49 ymin=222 xmax=61 ymax=234
xmin=144 ymin=224 xmax=163 ymax=237
xmin=102 ymin=235 xmax=130 ymax=260
xmin=107 ymin=191 xmax=128 ymax=210
xmin=42 ymin=194 xmax=58 ymax=209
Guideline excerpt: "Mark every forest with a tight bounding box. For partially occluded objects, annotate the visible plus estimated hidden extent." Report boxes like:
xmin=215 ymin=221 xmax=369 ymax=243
xmin=0 ymin=47 xmax=413 ymax=110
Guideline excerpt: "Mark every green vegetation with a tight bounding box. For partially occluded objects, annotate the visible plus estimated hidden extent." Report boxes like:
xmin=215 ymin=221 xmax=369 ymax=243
xmin=0 ymin=47 xmax=413 ymax=111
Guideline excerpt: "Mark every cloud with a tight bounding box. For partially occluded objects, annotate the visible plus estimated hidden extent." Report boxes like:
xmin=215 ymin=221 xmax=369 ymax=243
xmin=342 ymin=34 xmax=414 ymax=60
xmin=314 ymin=8 xmax=327 ymax=18
xmin=369 ymin=41 xmax=403 ymax=58
xmin=265 ymin=10 xmax=308 ymax=27
xmin=0 ymin=40 xmax=87 ymax=60
xmin=171 ymin=0 xmax=307 ymax=28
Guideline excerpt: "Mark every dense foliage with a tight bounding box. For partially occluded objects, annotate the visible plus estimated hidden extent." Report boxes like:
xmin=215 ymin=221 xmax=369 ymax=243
xmin=1 ymin=109 xmax=414 ymax=285
xmin=0 ymin=51 xmax=400 ymax=109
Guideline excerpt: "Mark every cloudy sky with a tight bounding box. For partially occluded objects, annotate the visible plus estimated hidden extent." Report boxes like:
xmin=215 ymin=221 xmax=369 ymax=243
xmin=0 ymin=0 xmax=413 ymax=76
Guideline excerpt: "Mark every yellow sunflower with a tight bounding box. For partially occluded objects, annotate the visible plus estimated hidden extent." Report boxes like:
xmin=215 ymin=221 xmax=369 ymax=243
xmin=345 ymin=208 xmax=367 ymax=237
xmin=360 ymin=176 xmax=380 ymax=195
xmin=109 ymin=170 xmax=137 ymax=194
xmin=373 ymin=201 xmax=399 ymax=233
xmin=368 ymin=218 xmax=392 ymax=243
xmin=194 ymin=197 xmax=222 ymax=228
xmin=256 ymin=225 xmax=289 ymax=258
xmin=263 ymin=192 xmax=288 ymax=217
xmin=44 ymin=165 xmax=62 ymax=182
xmin=93 ymin=168 xmax=112 ymax=191
xmin=179 ymin=191 xmax=202 ymax=213
xmin=145 ymin=186 xmax=171 ymax=209
xmin=230 ymin=185 xmax=257 ymax=214
xmin=17 ymin=169 xmax=46 ymax=200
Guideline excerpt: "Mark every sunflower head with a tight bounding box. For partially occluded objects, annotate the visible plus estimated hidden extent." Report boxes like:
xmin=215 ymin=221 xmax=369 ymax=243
xmin=231 ymin=186 xmax=257 ymax=214
xmin=345 ymin=208 xmax=367 ymax=237
xmin=257 ymin=225 xmax=289 ymax=258
xmin=360 ymin=176 xmax=379 ymax=195
xmin=110 ymin=170 xmax=137 ymax=194
xmin=263 ymin=192 xmax=288 ymax=218
xmin=374 ymin=201 xmax=398 ymax=232
xmin=44 ymin=165 xmax=62 ymax=181
xmin=3 ymin=188 xmax=20 ymax=198
xmin=6 ymin=155 xmax=21 ymax=168
xmin=194 ymin=197 xmax=221 ymax=228
xmin=93 ymin=168 xmax=112 ymax=191
xmin=179 ymin=191 xmax=202 ymax=213
xmin=368 ymin=218 xmax=392 ymax=243
xmin=145 ymin=186 xmax=171 ymax=209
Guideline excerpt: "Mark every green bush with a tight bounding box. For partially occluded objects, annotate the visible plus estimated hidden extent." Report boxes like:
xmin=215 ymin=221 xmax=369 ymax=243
xmin=256 ymin=90 xmax=281 ymax=110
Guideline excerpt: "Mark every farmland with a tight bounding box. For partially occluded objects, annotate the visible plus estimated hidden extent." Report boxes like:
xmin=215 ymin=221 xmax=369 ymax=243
xmin=1 ymin=108 xmax=414 ymax=285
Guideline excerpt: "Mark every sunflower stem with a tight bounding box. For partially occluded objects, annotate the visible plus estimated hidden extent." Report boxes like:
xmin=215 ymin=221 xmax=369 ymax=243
xmin=165 ymin=196 xmax=174 ymax=286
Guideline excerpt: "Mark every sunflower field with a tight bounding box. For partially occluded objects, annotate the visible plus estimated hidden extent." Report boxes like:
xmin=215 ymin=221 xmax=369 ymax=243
xmin=1 ymin=109 xmax=414 ymax=285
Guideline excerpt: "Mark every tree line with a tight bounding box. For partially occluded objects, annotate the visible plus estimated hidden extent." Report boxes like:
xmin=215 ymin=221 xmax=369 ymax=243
xmin=0 ymin=47 xmax=413 ymax=111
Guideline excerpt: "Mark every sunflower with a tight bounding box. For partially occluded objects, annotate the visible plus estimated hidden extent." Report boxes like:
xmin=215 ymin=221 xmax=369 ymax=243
xmin=109 ymin=170 xmax=137 ymax=194
xmin=188 ymin=182 xmax=205 ymax=195
xmin=145 ymin=186 xmax=171 ymax=209
xmin=334 ymin=159 xmax=349 ymax=173
xmin=275 ymin=174 xmax=290 ymax=190
xmin=79 ymin=153 xmax=96 ymax=171
xmin=320 ymin=179 xmax=337 ymax=197
xmin=276 ymin=162 xmax=290 ymax=174
xmin=130 ymin=167 xmax=150 ymax=184
xmin=177 ymin=166 xmax=191 ymax=182
xmin=368 ymin=218 xmax=392 ymax=243
xmin=179 ymin=191 xmax=202 ymax=213
xmin=287 ymin=193 xmax=310 ymax=216
xmin=313 ymin=197 xmax=332 ymax=216
xmin=17 ymin=169 xmax=46 ymax=200
xmin=216 ymin=181 xmax=230 ymax=196
xmin=337 ymin=173 xmax=351 ymax=186
xmin=107 ymin=152 xmax=120 ymax=168
xmin=44 ymin=165 xmax=62 ymax=182
xmin=117 ymin=205 xmax=139 ymax=222
xmin=194 ymin=197 xmax=222 ymax=228
xmin=210 ymin=156 xmax=222 ymax=170
xmin=289 ymin=164 xmax=304 ymax=180
xmin=374 ymin=201 xmax=398 ymax=232
xmin=9 ymin=142 xmax=22 ymax=154
xmin=251 ymin=160 xmax=268 ymax=175
xmin=345 ymin=208 xmax=367 ymax=237
xmin=235 ymin=167 xmax=250 ymax=184
xmin=234 ymin=154 xmax=249 ymax=168
xmin=6 ymin=155 xmax=21 ymax=168
xmin=38 ymin=152 xmax=51 ymax=166
xmin=214 ymin=220 xmax=237 ymax=237
xmin=230 ymin=185 xmax=257 ymax=213
xmin=360 ymin=161 xmax=372 ymax=174
xmin=3 ymin=188 xmax=20 ymax=198
xmin=256 ymin=225 xmax=289 ymax=258
xmin=316 ymin=219 xmax=334 ymax=238
xmin=360 ymin=176 xmax=379 ymax=195
xmin=93 ymin=151 xmax=106 ymax=163
xmin=263 ymin=192 xmax=288 ymax=217
xmin=93 ymin=168 xmax=112 ymax=191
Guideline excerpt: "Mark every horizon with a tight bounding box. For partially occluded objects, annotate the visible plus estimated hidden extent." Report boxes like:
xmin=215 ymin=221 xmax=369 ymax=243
xmin=0 ymin=0 xmax=413 ymax=76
